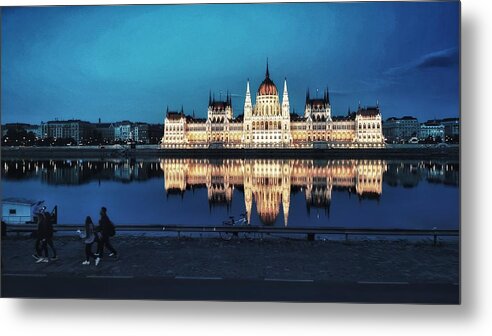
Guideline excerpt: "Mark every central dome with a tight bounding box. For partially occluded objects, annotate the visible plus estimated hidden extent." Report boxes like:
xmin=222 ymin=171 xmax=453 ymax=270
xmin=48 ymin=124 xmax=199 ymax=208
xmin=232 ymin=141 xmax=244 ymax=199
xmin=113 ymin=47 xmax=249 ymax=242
xmin=258 ymin=77 xmax=277 ymax=96
xmin=257 ymin=62 xmax=278 ymax=96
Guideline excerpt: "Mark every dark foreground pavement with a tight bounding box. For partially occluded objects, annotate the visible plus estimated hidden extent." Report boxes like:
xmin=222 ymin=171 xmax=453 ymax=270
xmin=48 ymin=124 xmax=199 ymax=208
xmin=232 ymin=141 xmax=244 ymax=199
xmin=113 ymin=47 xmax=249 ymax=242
xmin=1 ymin=235 xmax=459 ymax=303
xmin=1 ymin=275 xmax=459 ymax=303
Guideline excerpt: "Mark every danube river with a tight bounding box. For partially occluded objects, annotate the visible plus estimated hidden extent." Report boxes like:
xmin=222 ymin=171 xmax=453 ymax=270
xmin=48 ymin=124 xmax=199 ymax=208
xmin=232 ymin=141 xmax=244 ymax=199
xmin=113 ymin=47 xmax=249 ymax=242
xmin=1 ymin=158 xmax=459 ymax=229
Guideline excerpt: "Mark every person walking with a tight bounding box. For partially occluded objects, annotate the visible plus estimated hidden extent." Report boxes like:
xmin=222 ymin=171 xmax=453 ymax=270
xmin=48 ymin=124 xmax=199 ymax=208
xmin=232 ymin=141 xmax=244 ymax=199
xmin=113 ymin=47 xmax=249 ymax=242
xmin=96 ymin=207 xmax=117 ymax=258
xmin=78 ymin=216 xmax=100 ymax=266
xmin=32 ymin=211 xmax=48 ymax=263
xmin=42 ymin=210 xmax=58 ymax=261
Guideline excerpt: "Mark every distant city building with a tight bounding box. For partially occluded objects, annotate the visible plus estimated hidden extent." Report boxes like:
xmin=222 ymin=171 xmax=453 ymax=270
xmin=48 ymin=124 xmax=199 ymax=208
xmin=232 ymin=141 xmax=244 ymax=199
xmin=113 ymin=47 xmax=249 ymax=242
xmin=133 ymin=123 xmax=149 ymax=143
xmin=440 ymin=117 xmax=460 ymax=138
xmin=41 ymin=120 xmax=93 ymax=142
xmin=161 ymin=63 xmax=384 ymax=149
xmin=383 ymin=116 xmax=420 ymax=142
xmin=113 ymin=121 xmax=150 ymax=143
xmin=114 ymin=121 xmax=133 ymax=141
xmin=419 ymin=120 xmax=445 ymax=140
xmin=93 ymin=119 xmax=115 ymax=142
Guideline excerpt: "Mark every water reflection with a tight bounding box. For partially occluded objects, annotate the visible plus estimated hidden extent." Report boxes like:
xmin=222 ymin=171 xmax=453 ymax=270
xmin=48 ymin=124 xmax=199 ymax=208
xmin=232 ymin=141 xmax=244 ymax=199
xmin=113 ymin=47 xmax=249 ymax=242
xmin=161 ymin=159 xmax=388 ymax=226
xmin=1 ymin=158 xmax=459 ymax=227
xmin=1 ymin=159 xmax=162 ymax=185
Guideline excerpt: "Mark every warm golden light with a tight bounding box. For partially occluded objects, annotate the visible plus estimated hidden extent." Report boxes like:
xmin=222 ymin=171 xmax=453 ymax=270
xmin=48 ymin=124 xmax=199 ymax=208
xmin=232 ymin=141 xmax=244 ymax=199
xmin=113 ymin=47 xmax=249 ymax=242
xmin=160 ymin=159 xmax=386 ymax=226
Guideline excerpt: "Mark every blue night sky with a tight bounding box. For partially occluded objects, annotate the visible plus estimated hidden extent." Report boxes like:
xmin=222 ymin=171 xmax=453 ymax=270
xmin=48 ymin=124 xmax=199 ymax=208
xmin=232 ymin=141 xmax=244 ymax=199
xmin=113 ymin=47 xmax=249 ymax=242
xmin=1 ymin=2 xmax=460 ymax=124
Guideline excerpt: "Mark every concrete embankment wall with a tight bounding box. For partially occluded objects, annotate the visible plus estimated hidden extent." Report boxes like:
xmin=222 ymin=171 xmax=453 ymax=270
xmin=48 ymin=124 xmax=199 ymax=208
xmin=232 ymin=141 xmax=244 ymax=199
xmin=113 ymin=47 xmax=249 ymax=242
xmin=1 ymin=146 xmax=459 ymax=159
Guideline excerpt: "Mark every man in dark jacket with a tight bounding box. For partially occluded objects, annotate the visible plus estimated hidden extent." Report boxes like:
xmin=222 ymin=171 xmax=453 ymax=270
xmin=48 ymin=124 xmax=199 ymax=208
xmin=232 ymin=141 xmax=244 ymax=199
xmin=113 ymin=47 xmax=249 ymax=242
xmin=33 ymin=210 xmax=58 ymax=262
xmin=32 ymin=211 xmax=48 ymax=262
xmin=43 ymin=211 xmax=58 ymax=260
xmin=96 ymin=207 xmax=118 ymax=258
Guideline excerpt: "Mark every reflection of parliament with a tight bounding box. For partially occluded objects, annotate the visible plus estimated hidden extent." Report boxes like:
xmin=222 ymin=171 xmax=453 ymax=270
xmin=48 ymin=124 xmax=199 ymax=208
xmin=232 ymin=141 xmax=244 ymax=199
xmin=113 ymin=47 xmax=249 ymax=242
xmin=162 ymin=159 xmax=386 ymax=225
xmin=161 ymin=63 xmax=385 ymax=149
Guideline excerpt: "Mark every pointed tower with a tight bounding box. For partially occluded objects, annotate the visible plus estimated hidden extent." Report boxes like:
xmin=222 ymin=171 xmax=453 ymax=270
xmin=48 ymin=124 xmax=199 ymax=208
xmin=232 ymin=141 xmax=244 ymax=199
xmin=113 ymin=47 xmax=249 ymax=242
xmin=244 ymin=79 xmax=252 ymax=118
xmin=282 ymin=78 xmax=290 ymax=116
xmin=305 ymin=88 xmax=312 ymax=118
xmin=242 ymin=79 xmax=253 ymax=146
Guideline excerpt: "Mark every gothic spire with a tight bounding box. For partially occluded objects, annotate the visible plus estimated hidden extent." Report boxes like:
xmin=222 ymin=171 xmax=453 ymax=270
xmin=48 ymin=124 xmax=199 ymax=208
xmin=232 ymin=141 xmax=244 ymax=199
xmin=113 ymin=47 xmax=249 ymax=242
xmin=209 ymin=90 xmax=212 ymax=105
xmin=244 ymin=79 xmax=252 ymax=109
xmin=326 ymin=86 xmax=330 ymax=104
xmin=266 ymin=58 xmax=270 ymax=78
xmin=282 ymin=78 xmax=289 ymax=105
xmin=306 ymin=88 xmax=310 ymax=104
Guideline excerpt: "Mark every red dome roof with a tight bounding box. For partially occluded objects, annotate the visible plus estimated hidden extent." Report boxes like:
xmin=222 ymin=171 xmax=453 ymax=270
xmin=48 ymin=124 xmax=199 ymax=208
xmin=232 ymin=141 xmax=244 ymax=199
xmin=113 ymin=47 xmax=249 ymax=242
xmin=257 ymin=61 xmax=278 ymax=96
xmin=258 ymin=77 xmax=278 ymax=96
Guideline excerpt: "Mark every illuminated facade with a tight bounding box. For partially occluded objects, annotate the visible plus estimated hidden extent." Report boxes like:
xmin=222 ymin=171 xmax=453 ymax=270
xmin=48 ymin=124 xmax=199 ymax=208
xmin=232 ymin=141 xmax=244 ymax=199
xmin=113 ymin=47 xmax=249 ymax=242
xmin=161 ymin=64 xmax=385 ymax=149
xmin=160 ymin=158 xmax=387 ymax=226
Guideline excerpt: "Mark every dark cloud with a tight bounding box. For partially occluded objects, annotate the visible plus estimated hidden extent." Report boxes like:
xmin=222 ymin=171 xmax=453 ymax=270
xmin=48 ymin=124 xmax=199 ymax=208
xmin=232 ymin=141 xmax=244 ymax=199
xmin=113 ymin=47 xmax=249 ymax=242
xmin=384 ymin=47 xmax=459 ymax=76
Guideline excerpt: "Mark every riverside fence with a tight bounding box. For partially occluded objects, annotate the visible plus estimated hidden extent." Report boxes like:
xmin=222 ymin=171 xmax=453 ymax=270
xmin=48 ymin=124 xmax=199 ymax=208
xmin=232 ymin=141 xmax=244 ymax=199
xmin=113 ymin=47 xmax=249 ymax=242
xmin=4 ymin=223 xmax=459 ymax=245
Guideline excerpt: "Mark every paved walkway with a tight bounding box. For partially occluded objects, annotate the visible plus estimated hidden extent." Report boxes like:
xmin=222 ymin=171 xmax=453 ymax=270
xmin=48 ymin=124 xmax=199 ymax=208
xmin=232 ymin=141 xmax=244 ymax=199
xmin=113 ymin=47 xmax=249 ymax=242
xmin=1 ymin=235 xmax=459 ymax=284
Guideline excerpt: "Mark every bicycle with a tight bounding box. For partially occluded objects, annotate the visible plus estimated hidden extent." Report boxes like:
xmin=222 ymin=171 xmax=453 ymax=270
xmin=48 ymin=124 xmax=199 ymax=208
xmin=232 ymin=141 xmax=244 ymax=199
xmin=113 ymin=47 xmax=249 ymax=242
xmin=220 ymin=213 xmax=259 ymax=241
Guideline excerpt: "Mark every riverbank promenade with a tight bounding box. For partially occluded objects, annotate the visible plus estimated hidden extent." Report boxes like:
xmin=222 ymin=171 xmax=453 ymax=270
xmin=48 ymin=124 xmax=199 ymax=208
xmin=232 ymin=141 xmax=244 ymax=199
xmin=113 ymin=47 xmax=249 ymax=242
xmin=1 ymin=235 xmax=459 ymax=303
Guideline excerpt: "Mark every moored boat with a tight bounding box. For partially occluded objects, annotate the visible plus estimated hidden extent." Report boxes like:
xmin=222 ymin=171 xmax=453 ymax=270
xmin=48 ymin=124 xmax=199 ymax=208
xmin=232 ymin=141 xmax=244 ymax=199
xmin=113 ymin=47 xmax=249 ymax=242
xmin=1 ymin=198 xmax=57 ymax=225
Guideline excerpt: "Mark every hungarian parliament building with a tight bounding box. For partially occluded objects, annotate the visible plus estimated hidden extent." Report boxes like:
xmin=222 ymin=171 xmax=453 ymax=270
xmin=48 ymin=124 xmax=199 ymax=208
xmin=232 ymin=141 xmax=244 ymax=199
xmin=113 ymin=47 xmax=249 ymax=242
xmin=161 ymin=63 xmax=385 ymax=149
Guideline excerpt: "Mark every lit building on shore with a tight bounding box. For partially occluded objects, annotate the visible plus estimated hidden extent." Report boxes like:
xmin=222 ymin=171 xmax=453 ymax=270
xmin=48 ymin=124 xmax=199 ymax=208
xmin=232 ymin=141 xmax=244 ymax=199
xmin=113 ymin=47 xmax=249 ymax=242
xmin=41 ymin=120 xmax=93 ymax=143
xmin=161 ymin=63 xmax=385 ymax=149
xmin=419 ymin=120 xmax=445 ymax=140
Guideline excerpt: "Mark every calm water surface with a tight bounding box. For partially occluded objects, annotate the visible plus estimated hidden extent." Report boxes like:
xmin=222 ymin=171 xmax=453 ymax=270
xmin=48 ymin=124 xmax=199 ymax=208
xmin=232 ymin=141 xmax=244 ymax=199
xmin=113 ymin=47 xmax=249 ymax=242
xmin=1 ymin=158 xmax=459 ymax=229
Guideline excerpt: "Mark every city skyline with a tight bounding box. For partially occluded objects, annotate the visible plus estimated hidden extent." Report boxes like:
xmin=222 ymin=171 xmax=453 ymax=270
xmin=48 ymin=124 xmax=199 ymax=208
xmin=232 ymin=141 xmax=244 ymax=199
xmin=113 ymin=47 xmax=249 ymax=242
xmin=2 ymin=3 xmax=460 ymax=124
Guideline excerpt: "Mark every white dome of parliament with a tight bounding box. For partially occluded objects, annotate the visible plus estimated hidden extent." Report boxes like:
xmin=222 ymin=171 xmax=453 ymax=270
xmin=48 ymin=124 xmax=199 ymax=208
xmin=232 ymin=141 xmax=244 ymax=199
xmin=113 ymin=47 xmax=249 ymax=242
xmin=162 ymin=62 xmax=384 ymax=149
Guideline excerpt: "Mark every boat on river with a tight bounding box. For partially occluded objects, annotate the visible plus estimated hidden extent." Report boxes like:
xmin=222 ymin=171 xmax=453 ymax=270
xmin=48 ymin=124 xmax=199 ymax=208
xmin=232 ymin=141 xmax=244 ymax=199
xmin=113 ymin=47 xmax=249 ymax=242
xmin=1 ymin=198 xmax=57 ymax=225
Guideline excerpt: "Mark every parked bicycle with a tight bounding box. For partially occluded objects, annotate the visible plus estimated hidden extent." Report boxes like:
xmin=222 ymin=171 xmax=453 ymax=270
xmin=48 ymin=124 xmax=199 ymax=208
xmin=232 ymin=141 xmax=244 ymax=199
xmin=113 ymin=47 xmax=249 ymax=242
xmin=220 ymin=213 xmax=260 ymax=241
